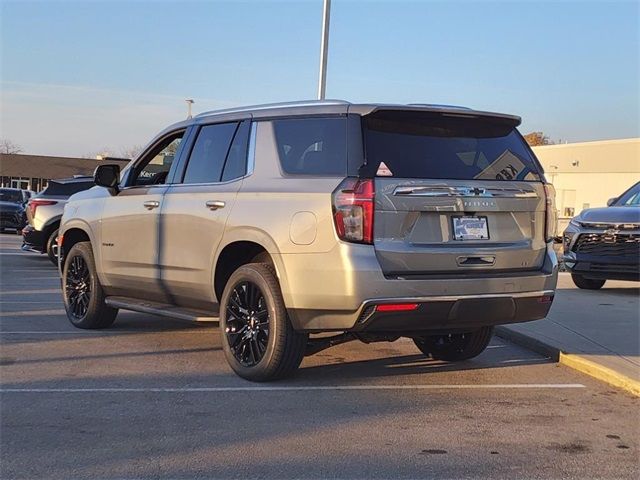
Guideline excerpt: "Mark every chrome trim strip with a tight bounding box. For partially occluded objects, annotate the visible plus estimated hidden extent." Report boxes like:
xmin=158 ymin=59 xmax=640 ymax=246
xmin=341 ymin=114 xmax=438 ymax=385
xmin=575 ymin=221 xmax=640 ymax=229
xmin=393 ymin=186 xmax=537 ymax=198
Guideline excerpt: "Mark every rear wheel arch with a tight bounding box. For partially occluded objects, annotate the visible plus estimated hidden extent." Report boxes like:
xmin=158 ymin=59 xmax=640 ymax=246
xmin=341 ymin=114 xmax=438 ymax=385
xmin=214 ymin=241 xmax=276 ymax=302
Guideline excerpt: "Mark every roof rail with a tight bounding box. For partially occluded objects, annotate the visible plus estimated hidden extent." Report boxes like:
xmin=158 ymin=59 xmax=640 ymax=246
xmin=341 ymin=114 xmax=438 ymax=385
xmin=406 ymin=103 xmax=472 ymax=110
xmin=195 ymin=99 xmax=351 ymax=118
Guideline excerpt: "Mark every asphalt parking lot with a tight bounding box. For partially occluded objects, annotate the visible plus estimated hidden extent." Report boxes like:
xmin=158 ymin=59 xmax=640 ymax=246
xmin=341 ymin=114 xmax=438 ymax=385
xmin=0 ymin=233 xmax=638 ymax=479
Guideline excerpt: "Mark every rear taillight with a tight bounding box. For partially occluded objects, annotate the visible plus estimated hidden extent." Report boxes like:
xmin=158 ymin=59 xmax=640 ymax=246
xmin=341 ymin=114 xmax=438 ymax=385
xmin=28 ymin=199 xmax=57 ymax=219
xmin=543 ymin=183 xmax=557 ymax=242
xmin=332 ymin=178 xmax=374 ymax=244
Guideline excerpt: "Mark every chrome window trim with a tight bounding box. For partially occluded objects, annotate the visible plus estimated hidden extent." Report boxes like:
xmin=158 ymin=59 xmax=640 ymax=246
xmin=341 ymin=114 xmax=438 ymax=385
xmin=246 ymin=122 xmax=257 ymax=177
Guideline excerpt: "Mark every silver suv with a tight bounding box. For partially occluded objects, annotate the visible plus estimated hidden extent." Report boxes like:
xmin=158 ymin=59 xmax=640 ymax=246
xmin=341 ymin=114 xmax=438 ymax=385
xmin=59 ymin=100 xmax=558 ymax=381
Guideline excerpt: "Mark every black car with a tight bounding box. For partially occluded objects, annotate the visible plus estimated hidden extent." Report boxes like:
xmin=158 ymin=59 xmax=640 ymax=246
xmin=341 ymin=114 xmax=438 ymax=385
xmin=0 ymin=188 xmax=29 ymax=233
xmin=563 ymin=181 xmax=640 ymax=289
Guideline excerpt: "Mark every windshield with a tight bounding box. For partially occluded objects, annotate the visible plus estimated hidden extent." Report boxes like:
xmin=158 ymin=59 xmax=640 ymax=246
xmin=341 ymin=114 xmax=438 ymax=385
xmin=0 ymin=189 xmax=23 ymax=203
xmin=615 ymin=182 xmax=640 ymax=206
xmin=363 ymin=111 xmax=542 ymax=181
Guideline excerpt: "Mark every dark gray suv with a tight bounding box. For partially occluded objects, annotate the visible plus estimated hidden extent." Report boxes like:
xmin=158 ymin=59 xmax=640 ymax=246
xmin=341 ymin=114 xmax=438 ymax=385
xmin=563 ymin=181 xmax=640 ymax=289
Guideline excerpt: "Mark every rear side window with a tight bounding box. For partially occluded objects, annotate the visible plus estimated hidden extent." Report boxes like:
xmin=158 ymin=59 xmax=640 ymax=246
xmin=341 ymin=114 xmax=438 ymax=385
xmin=363 ymin=112 xmax=542 ymax=181
xmin=273 ymin=117 xmax=347 ymax=176
xmin=183 ymin=123 xmax=238 ymax=184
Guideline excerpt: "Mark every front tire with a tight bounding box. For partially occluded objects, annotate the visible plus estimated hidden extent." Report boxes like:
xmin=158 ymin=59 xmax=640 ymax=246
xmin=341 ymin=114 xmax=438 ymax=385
xmin=571 ymin=274 xmax=605 ymax=290
xmin=62 ymin=241 xmax=118 ymax=329
xmin=413 ymin=327 xmax=493 ymax=362
xmin=219 ymin=263 xmax=307 ymax=382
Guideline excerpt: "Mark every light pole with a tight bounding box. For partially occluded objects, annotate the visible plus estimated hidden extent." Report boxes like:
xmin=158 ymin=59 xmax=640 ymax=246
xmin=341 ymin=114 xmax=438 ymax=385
xmin=317 ymin=0 xmax=331 ymax=100
xmin=185 ymin=99 xmax=194 ymax=119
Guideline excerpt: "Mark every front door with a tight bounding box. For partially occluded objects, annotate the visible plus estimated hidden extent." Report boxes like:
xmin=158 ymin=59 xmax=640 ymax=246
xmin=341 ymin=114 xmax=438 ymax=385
xmin=99 ymin=131 xmax=185 ymax=301
xmin=159 ymin=120 xmax=251 ymax=309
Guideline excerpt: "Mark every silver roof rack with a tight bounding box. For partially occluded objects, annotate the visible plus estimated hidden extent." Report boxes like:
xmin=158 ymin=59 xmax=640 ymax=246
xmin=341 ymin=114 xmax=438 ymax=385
xmin=195 ymin=99 xmax=351 ymax=118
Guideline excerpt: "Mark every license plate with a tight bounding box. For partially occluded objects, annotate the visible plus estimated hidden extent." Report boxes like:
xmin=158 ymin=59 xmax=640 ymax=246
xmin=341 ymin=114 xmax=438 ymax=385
xmin=452 ymin=216 xmax=489 ymax=241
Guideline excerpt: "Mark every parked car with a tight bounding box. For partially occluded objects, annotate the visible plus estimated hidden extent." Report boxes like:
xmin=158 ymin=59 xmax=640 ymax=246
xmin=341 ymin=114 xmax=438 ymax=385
xmin=59 ymin=100 xmax=559 ymax=381
xmin=563 ymin=181 xmax=640 ymax=289
xmin=22 ymin=176 xmax=95 ymax=264
xmin=0 ymin=188 xmax=30 ymax=233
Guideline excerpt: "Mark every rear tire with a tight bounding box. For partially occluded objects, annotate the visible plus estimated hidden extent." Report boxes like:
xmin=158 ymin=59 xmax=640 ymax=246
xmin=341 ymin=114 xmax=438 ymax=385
xmin=46 ymin=228 xmax=59 ymax=265
xmin=62 ymin=241 xmax=118 ymax=329
xmin=413 ymin=327 xmax=493 ymax=362
xmin=571 ymin=274 xmax=605 ymax=290
xmin=219 ymin=263 xmax=307 ymax=382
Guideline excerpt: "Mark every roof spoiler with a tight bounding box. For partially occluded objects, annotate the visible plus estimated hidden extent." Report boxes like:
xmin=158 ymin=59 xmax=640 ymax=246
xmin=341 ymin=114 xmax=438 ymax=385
xmin=352 ymin=104 xmax=522 ymax=127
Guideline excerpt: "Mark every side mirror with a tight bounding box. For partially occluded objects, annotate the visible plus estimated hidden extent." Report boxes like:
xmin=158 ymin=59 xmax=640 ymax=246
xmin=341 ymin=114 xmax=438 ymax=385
xmin=607 ymin=197 xmax=618 ymax=207
xmin=94 ymin=164 xmax=120 ymax=193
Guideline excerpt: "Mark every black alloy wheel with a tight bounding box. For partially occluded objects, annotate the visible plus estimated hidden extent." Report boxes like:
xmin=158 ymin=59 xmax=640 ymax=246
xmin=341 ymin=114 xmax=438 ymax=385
xmin=65 ymin=254 xmax=92 ymax=320
xmin=225 ymin=281 xmax=270 ymax=367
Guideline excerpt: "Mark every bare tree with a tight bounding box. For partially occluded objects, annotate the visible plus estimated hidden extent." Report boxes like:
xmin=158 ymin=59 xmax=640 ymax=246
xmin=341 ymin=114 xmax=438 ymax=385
xmin=0 ymin=138 xmax=23 ymax=154
xmin=523 ymin=132 xmax=554 ymax=147
xmin=119 ymin=144 xmax=144 ymax=160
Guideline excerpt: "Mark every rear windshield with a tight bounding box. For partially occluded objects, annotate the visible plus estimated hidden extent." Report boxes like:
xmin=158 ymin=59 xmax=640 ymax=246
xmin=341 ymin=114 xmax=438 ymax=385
xmin=363 ymin=112 xmax=542 ymax=181
xmin=40 ymin=180 xmax=94 ymax=196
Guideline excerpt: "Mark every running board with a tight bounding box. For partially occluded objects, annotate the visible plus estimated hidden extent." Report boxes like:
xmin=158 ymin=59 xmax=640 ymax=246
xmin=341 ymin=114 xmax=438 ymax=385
xmin=105 ymin=296 xmax=219 ymax=322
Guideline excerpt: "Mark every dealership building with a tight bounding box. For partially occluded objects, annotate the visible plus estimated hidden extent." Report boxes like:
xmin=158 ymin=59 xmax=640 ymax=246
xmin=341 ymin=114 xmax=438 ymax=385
xmin=0 ymin=153 xmax=130 ymax=192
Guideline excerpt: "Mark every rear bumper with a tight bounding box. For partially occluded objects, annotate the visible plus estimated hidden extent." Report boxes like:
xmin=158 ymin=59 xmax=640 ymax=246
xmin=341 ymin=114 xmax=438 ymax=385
xmin=280 ymin=242 xmax=558 ymax=332
xmin=21 ymin=225 xmax=46 ymax=253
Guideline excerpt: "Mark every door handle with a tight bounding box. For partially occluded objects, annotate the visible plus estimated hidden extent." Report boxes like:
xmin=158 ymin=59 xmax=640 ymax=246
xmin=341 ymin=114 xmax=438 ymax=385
xmin=205 ymin=200 xmax=225 ymax=211
xmin=143 ymin=200 xmax=160 ymax=210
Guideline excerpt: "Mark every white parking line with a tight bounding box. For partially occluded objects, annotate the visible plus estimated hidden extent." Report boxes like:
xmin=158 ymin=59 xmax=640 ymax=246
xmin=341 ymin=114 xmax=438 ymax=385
xmin=0 ymin=330 xmax=212 ymax=334
xmin=0 ymin=384 xmax=586 ymax=393
xmin=0 ymin=309 xmax=66 ymax=317
xmin=0 ymin=289 xmax=60 ymax=295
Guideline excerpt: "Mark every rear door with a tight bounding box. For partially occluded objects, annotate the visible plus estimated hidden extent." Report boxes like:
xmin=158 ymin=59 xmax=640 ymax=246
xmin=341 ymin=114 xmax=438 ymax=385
xmin=158 ymin=120 xmax=251 ymax=309
xmin=363 ymin=110 xmax=547 ymax=276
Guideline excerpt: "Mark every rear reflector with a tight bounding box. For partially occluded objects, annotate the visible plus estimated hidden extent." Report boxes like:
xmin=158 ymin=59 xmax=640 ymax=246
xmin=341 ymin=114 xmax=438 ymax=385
xmin=375 ymin=303 xmax=419 ymax=312
xmin=537 ymin=295 xmax=554 ymax=304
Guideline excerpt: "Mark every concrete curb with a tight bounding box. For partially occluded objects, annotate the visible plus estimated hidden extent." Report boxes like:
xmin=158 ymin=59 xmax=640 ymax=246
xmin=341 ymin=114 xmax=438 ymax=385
xmin=495 ymin=326 xmax=640 ymax=397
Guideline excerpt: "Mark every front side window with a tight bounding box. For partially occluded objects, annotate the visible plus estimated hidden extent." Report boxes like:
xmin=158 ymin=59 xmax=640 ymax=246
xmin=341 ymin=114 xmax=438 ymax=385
xmin=182 ymin=123 xmax=238 ymax=184
xmin=273 ymin=117 xmax=347 ymax=176
xmin=132 ymin=133 xmax=184 ymax=186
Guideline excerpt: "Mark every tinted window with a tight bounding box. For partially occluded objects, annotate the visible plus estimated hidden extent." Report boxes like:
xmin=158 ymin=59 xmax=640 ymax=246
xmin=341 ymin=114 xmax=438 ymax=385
xmin=363 ymin=112 xmax=542 ymax=181
xmin=221 ymin=120 xmax=250 ymax=182
xmin=616 ymin=183 xmax=640 ymax=206
xmin=273 ymin=117 xmax=347 ymax=176
xmin=183 ymin=123 xmax=238 ymax=184
xmin=0 ymin=189 xmax=23 ymax=203
xmin=40 ymin=181 xmax=94 ymax=196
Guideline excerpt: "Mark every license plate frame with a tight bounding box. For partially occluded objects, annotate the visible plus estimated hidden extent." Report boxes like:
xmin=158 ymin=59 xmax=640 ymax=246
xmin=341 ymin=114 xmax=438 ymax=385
xmin=452 ymin=216 xmax=490 ymax=241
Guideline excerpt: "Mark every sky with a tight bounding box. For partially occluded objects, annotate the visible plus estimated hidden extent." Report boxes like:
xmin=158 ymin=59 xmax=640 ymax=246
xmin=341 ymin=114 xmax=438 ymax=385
xmin=1 ymin=0 xmax=639 ymax=157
